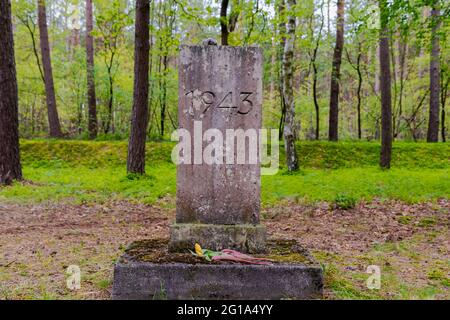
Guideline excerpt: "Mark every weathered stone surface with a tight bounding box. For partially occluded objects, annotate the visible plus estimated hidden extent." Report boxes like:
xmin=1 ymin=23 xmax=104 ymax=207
xmin=112 ymin=239 xmax=323 ymax=300
xmin=169 ymin=223 xmax=266 ymax=253
xmin=113 ymin=262 xmax=323 ymax=300
xmin=176 ymin=45 xmax=263 ymax=226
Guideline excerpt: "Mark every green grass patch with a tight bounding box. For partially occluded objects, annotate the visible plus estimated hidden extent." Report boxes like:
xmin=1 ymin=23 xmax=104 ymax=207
xmin=262 ymin=167 xmax=449 ymax=206
xmin=20 ymin=139 xmax=450 ymax=169
xmin=0 ymin=140 xmax=448 ymax=205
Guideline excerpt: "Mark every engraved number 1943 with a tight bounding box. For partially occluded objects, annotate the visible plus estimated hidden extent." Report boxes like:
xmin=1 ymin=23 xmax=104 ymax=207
xmin=185 ymin=90 xmax=254 ymax=115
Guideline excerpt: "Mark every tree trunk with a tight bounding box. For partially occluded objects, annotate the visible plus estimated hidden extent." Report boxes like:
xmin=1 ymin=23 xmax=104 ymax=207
xmin=328 ymin=0 xmax=345 ymax=141
xmin=441 ymin=70 xmax=449 ymax=142
xmin=278 ymin=0 xmax=286 ymax=140
xmin=313 ymin=62 xmax=320 ymax=140
xmin=220 ymin=0 xmax=229 ymax=45
xmin=311 ymin=2 xmax=324 ymax=140
xmin=356 ymin=50 xmax=362 ymax=140
xmin=160 ymin=55 xmax=168 ymax=138
xmin=0 ymin=0 xmax=22 ymax=185
xmin=86 ymin=0 xmax=97 ymax=139
xmin=379 ymin=0 xmax=392 ymax=169
xmin=37 ymin=0 xmax=62 ymax=138
xmin=104 ymin=67 xmax=114 ymax=134
xmin=427 ymin=3 xmax=440 ymax=142
xmin=282 ymin=0 xmax=299 ymax=171
xmin=127 ymin=0 xmax=150 ymax=174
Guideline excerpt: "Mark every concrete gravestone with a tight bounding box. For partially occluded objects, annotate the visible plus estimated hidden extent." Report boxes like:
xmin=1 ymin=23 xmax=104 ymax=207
xmin=112 ymin=43 xmax=323 ymax=300
xmin=170 ymin=45 xmax=266 ymax=253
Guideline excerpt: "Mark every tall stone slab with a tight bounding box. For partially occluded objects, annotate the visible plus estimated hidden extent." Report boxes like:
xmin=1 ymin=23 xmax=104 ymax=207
xmin=112 ymin=45 xmax=324 ymax=300
xmin=169 ymin=45 xmax=266 ymax=253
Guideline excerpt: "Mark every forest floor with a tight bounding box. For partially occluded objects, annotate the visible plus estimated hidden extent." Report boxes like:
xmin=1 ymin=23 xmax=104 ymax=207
xmin=0 ymin=140 xmax=449 ymax=300
xmin=0 ymin=199 xmax=448 ymax=300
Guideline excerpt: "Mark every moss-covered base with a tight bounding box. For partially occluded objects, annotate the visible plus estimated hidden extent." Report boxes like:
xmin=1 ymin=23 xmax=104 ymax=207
xmin=120 ymin=238 xmax=318 ymax=266
xmin=113 ymin=238 xmax=323 ymax=300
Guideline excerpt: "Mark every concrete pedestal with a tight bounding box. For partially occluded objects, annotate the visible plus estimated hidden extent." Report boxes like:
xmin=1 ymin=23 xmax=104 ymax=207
xmin=112 ymin=239 xmax=323 ymax=300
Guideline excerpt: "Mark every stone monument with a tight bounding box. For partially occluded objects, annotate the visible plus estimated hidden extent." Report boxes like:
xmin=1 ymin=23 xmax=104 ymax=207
xmin=169 ymin=44 xmax=266 ymax=253
xmin=112 ymin=43 xmax=323 ymax=300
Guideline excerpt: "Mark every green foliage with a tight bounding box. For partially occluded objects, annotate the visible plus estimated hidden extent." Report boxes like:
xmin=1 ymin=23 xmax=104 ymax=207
xmin=334 ymin=193 xmax=358 ymax=210
xmin=1 ymin=140 xmax=449 ymax=205
xmin=9 ymin=0 xmax=450 ymax=140
xmin=19 ymin=139 xmax=450 ymax=169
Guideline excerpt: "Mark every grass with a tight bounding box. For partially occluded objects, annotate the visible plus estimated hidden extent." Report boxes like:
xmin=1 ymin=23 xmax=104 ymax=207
xmin=1 ymin=139 xmax=448 ymax=205
xmin=19 ymin=139 xmax=450 ymax=169
xmin=1 ymin=139 xmax=449 ymax=300
xmin=1 ymin=165 xmax=176 ymax=205
xmin=315 ymin=232 xmax=450 ymax=300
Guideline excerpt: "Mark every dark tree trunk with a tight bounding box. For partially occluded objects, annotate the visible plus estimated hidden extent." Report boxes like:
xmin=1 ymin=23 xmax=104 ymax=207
xmin=127 ymin=0 xmax=150 ymax=174
xmin=86 ymin=0 xmax=97 ymax=139
xmin=0 ymin=0 xmax=22 ymax=184
xmin=379 ymin=0 xmax=392 ymax=169
xmin=220 ymin=0 xmax=229 ymax=45
xmin=37 ymin=0 xmax=62 ymax=138
xmin=427 ymin=3 xmax=440 ymax=142
xmin=311 ymin=3 xmax=324 ymax=140
xmin=160 ymin=55 xmax=168 ymax=138
xmin=313 ymin=62 xmax=320 ymax=140
xmin=356 ymin=51 xmax=362 ymax=139
xmin=105 ymin=71 xmax=114 ymax=134
xmin=328 ymin=0 xmax=345 ymax=141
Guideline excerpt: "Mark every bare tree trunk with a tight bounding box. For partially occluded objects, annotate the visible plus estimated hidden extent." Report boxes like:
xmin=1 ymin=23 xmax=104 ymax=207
xmin=441 ymin=70 xmax=449 ymax=142
xmin=220 ymin=0 xmax=229 ymax=45
xmin=346 ymin=44 xmax=363 ymax=139
xmin=160 ymin=55 xmax=168 ymax=137
xmin=313 ymin=62 xmax=320 ymax=140
xmin=269 ymin=37 xmax=276 ymax=99
xmin=37 ymin=0 xmax=62 ymax=138
xmin=127 ymin=0 xmax=150 ymax=174
xmin=86 ymin=0 xmax=97 ymax=139
xmin=355 ymin=49 xmax=363 ymax=140
xmin=310 ymin=1 xmax=324 ymax=140
xmin=327 ymin=0 xmax=331 ymax=35
xmin=427 ymin=3 xmax=440 ymax=142
xmin=282 ymin=0 xmax=299 ymax=171
xmin=328 ymin=0 xmax=345 ymax=141
xmin=379 ymin=0 xmax=392 ymax=169
xmin=395 ymin=36 xmax=407 ymax=139
xmin=0 ymin=0 xmax=22 ymax=184
xmin=104 ymin=67 xmax=114 ymax=134
xmin=278 ymin=0 xmax=286 ymax=140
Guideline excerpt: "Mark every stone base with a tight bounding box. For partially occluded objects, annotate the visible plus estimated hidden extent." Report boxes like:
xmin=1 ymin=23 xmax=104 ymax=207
xmin=169 ymin=223 xmax=266 ymax=253
xmin=112 ymin=239 xmax=323 ymax=300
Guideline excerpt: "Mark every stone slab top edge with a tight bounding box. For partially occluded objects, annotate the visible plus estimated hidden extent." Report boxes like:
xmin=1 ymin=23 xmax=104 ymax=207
xmin=116 ymin=260 xmax=322 ymax=270
xmin=179 ymin=44 xmax=262 ymax=52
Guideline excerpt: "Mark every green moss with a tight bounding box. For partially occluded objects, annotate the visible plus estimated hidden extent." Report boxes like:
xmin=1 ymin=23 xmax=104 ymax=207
xmin=418 ymin=217 xmax=437 ymax=227
xmin=19 ymin=139 xmax=450 ymax=170
xmin=1 ymin=140 xmax=448 ymax=205
xmin=397 ymin=215 xmax=413 ymax=225
xmin=122 ymin=239 xmax=317 ymax=266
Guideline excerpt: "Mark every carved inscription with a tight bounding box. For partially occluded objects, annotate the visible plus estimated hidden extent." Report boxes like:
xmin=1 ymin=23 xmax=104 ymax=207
xmin=185 ymin=90 xmax=254 ymax=118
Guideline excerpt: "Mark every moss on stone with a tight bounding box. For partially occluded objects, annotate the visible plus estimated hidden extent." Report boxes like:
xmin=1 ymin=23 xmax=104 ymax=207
xmin=121 ymin=238 xmax=318 ymax=266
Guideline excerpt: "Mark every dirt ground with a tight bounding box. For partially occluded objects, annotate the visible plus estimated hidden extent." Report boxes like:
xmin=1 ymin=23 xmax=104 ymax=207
xmin=0 ymin=199 xmax=448 ymax=300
